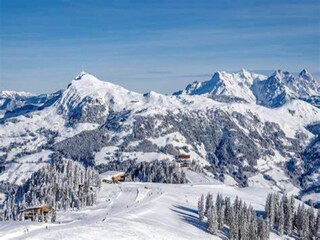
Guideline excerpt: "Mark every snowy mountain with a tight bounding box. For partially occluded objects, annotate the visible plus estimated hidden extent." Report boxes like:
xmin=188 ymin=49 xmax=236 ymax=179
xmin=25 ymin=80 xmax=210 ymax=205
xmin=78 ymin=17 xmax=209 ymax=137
xmin=0 ymin=70 xmax=319 ymax=208
xmin=57 ymin=71 xmax=143 ymax=125
xmin=174 ymin=69 xmax=267 ymax=103
xmin=254 ymin=69 xmax=320 ymax=108
xmin=0 ymin=90 xmax=62 ymax=120
xmin=175 ymin=69 xmax=320 ymax=108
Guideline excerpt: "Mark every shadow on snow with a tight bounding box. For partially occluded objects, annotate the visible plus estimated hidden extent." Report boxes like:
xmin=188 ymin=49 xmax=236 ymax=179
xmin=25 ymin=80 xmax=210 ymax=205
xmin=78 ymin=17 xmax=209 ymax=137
xmin=171 ymin=204 xmax=229 ymax=240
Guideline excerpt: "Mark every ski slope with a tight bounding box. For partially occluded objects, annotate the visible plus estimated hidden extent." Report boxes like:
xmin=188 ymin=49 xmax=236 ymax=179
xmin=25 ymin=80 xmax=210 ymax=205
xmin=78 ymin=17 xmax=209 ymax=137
xmin=0 ymin=180 xmax=287 ymax=240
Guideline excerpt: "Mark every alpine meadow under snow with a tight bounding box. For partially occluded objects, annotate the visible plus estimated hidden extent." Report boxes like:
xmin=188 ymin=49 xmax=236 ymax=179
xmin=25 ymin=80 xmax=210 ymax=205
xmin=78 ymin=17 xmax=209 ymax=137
xmin=0 ymin=69 xmax=319 ymax=239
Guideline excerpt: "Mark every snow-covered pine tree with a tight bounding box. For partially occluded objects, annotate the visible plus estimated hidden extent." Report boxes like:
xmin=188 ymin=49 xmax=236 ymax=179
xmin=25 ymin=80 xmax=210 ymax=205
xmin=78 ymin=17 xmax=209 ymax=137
xmin=277 ymin=200 xmax=284 ymax=236
xmin=215 ymin=193 xmax=225 ymax=230
xmin=294 ymin=203 xmax=301 ymax=232
xmin=205 ymin=192 xmax=213 ymax=217
xmin=207 ymin=205 xmax=218 ymax=235
xmin=316 ymin=210 xmax=320 ymax=238
xmin=273 ymin=193 xmax=280 ymax=229
xmin=257 ymin=217 xmax=269 ymax=240
xmin=224 ymin=196 xmax=233 ymax=226
xmin=248 ymin=209 xmax=258 ymax=240
xmin=238 ymin=202 xmax=249 ymax=240
xmin=229 ymin=208 xmax=239 ymax=240
xmin=198 ymin=194 xmax=205 ymax=221
xmin=307 ymin=207 xmax=316 ymax=238
xmin=296 ymin=203 xmax=310 ymax=239
xmin=283 ymin=195 xmax=294 ymax=235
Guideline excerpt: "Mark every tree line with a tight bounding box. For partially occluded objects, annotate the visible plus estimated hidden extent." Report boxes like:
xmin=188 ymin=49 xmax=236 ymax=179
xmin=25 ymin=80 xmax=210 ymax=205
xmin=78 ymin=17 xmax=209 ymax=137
xmin=2 ymin=159 xmax=101 ymax=221
xmin=265 ymin=193 xmax=319 ymax=239
xmin=126 ymin=160 xmax=187 ymax=184
xmin=97 ymin=159 xmax=188 ymax=184
xmin=198 ymin=192 xmax=320 ymax=239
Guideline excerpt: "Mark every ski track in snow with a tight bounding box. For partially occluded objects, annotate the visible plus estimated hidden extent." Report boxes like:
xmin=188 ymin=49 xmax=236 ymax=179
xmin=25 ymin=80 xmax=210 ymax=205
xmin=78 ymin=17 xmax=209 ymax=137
xmin=0 ymin=182 xmax=287 ymax=240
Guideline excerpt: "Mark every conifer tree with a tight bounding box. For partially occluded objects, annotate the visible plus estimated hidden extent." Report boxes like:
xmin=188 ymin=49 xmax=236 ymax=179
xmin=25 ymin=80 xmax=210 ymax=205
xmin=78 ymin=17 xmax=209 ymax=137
xmin=207 ymin=206 xmax=218 ymax=235
xmin=284 ymin=195 xmax=294 ymax=235
xmin=224 ymin=196 xmax=232 ymax=226
xmin=248 ymin=213 xmax=258 ymax=240
xmin=216 ymin=193 xmax=224 ymax=230
xmin=257 ymin=217 xmax=269 ymax=240
xmin=229 ymin=209 xmax=239 ymax=240
xmin=205 ymin=193 xmax=213 ymax=217
xmin=277 ymin=200 xmax=284 ymax=236
xmin=315 ymin=210 xmax=320 ymax=239
xmin=198 ymin=194 xmax=205 ymax=221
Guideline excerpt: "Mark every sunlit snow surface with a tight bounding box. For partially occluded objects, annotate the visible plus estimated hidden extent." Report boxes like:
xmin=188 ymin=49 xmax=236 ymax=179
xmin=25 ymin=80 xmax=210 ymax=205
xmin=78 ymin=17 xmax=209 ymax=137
xmin=0 ymin=179 xmax=290 ymax=240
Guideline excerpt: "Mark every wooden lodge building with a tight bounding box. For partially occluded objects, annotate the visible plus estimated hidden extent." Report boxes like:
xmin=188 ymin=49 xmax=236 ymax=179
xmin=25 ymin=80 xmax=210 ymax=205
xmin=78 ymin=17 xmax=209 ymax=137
xmin=22 ymin=204 xmax=54 ymax=222
xmin=100 ymin=171 xmax=126 ymax=184
xmin=177 ymin=154 xmax=191 ymax=168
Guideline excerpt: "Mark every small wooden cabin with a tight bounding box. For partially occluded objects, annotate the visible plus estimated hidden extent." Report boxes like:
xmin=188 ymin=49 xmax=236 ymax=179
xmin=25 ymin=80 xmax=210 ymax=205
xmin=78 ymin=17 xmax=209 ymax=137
xmin=22 ymin=204 xmax=53 ymax=222
xmin=177 ymin=154 xmax=191 ymax=168
xmin=101 ymin=171 xmax=126 ymax=184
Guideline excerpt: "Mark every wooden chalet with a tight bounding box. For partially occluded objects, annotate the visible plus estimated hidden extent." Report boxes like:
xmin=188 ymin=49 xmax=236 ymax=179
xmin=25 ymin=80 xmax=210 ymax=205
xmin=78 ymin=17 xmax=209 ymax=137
xmin=177 ymin=154 xmax=191 ymax=168
xmin=100 ymin=171 xmax=126 ymax=184
xmin=22 ymin=204 xmax=53 ymax=222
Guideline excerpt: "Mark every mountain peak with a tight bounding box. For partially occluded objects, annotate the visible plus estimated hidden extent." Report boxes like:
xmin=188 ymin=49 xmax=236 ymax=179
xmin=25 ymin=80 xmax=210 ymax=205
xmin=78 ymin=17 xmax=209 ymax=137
xmin=273 ymin=69 xmax=283 ymax=77
xmin=271 ymin=69 xmax=294 ymax=81
xmin=299 ymin=69 xmax=313 ymax=80
xmin=300 ymin=69 xmax=308 ymax=75
xmin=75 ymin=71 xmax=89 ymax=80
xmin=239 ymin=68 xmax=251 ymax=77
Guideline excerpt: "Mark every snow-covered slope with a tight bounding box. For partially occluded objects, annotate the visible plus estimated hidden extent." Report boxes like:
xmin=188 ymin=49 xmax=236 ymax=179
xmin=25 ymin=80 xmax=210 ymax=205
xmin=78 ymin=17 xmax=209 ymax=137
xmin=0 ymin=181 xmax=289 ymax=240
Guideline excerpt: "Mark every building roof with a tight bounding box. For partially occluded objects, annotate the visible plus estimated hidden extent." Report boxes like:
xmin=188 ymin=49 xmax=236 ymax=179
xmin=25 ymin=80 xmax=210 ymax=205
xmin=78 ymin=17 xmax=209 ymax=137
xmin=23 ymin=204 xmax=51 ymax=211
xmin=100 ymin=171 xmax=125 ymax=181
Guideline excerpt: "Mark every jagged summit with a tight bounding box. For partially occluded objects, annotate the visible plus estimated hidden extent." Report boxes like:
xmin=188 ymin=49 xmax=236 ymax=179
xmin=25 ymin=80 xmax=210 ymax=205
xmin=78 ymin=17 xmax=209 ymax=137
xmin=300 ymin=69 xmax=309 ymax=75
xmin=239 ymin=68 xmax=252 ymax=78
xmin=175 ymin=69 xmax=266 ymax=103
xmin=271 ymin=69 xmax=295 ymax=82
xmin=299 ymin=69 xmax=314 ymax=81
xmin=176 ymin=69 xmax=319 ymax=107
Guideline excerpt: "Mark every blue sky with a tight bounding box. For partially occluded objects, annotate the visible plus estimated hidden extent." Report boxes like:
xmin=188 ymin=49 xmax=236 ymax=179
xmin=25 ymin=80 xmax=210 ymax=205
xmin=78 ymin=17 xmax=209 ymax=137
xmin=0 ymin=0 xmax=319 ymax=94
